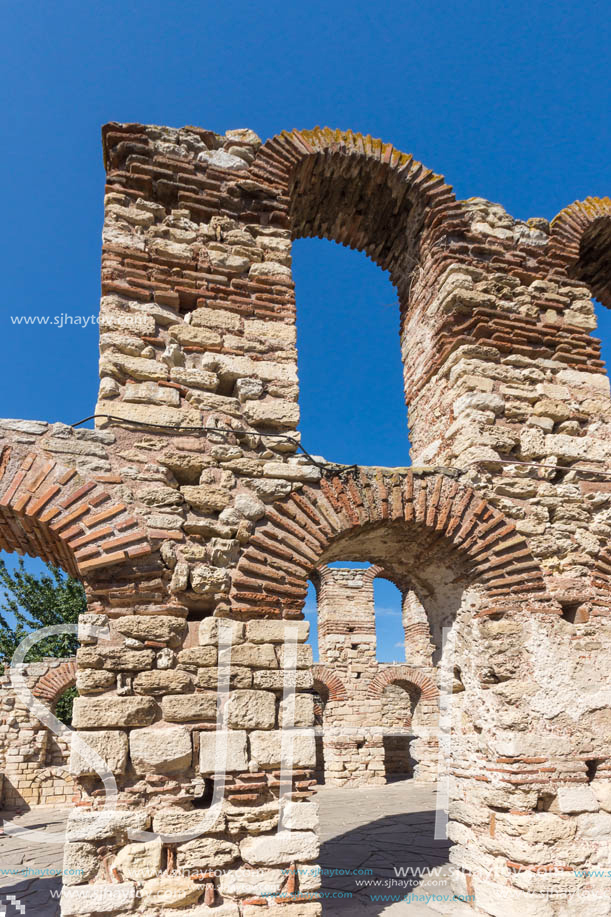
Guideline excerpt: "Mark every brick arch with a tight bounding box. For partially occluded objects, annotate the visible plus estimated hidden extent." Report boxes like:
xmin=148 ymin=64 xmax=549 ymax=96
xmin=550 ymin=197 xmax=611 ymax=308
xmin=312 ymin=665 xmax=348 ymax=702
xmin=230 ymin=468 xmax=548 ymax=617
xmin=32 ymin=658 xmax=77 ymax=706
xmin=367 ymin=665 xmax=438 ymax=701
xmin=251 ymin=127 xmax=461 ymax=301
xmin=0 ymin=447 xmax=151 ymax=578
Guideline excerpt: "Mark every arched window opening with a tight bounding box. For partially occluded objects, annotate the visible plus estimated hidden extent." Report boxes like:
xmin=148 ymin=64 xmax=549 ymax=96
xmin=382 ymin=680 xmax=421 ymax=781
xmin=373 ymin=576 xmax=404 ymax=663
xmin=0 ymin=550 xmax=83 ymax=807
xmin=292 ymin=238 xmax=410 ymax=468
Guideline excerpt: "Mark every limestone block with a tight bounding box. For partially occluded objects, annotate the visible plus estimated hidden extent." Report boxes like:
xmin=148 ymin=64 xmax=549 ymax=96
xmin=276 ymin=644 xmax=313 ymax=669
xmin=576 ymin=811 xmax=611 ymax=837
xmin=262 ymin=461 xmax=320 ymax=482
xmin=124 ymin=381 xmax=180 ymax=406
xmin=72 ymin=696 xmax=158 ymax=729
xmin=77 ymin=612 xmax=109 ymax=645
xmin=250 ymin=730 xmax=316 ymax=767
xmin=209 ymin=249 xmax=251 ymax=272
xmin=76 ymin=646 xmax=155 ymax=671
xmin=76 ymin=669 xmax=116 ymax=694
xmin=199 ymin=617 xmax=244 ymax=645
xmin=246 ymin=620 xmax=310 ymax=643
xmin=240 ymin=830 xmax=319 ymax=866
xmin=557 ymin=368 xmax=611 ymax=393
xmin=62 ymin=842 xmax=99 ymax=885
xmin=254 ymin=670 xmax=313 ymax=690
xmin=592 ymin=781 xmax=611 ymax=813
xmin=557 ymin=785 xmax=599 ymax=814
xmin=453 ymin=391 xmax=505 ymax=416
xmin=66 ymin=810 xmax=150 ymax=842
xmin=190 ymin=563 xmax=231 ymax=596
xmin=176 ymin=836 xmax=239 ymax=868
xmin=162 ymin=693 xmax=217 ymax=722
xmin=191 ymin=306 xmax=242 ymax=331
xmin=169 ymin=324 xmax=222 ymax=349
xmin=114 ymin=837 xmax=163 ymax=880
xmin=181 ymin=486 xmax=233 ymax=513
xmin=224 ymin=800 xmax=280 ymax=835
xmin=199 ymin=730 xmax=248 ymax=773
xmin=280 ymin=693 xmax=315 ymax=728
xmin=198 ymin=148 xmax=248 ymax=170
xmin=249 ymin=261 xmax=291 ymax=278
xmin=100 ymin=353 xmax=168 ymax=381
xmin=61 ymin=882 xmax=136 ymax=915
xmin=280 ymin=800 xmax=319 ymax=830
xmin=170 ymin=367 xmax=219 ymax=390
xmin=114 ymin=614 xmax=187 ymax=646
xmin=198 ymin=667 xmax=252 ymax=689
xmin=226 ymin=690 xmax=276 ymax=729
xmin=130 ymin=725 xmax=192 ymax=775
xmin=152 ymin=807 xmax=226 ymax=837
xmin=140 ymin=876 xmax=202 ymax=908
xmin=544 ymin=433 xmax=608 ymax=461
xmin=471 ymin=876 xmax=554 ymax=917
xmin=132 ymin=669 xmax=195 ymax=695
xmin=96 ymin=398 xmax=201 ymax=428
xmin=178 ymin=646 xmax=217 ymax=667
xmin=235 ymin=377 xmax=264 ymax=401
xmin=219 ymin=866 xmax=285 ymax=896
xmin=234 ymin=492 xmax=266 ymax=520
xmin=230 ymin=642 xmax=278 ymax=668
xmin=69 ymin=729 xmax=128 ymax=776
xmin=243 ymin=398 xmax=299 ymax=429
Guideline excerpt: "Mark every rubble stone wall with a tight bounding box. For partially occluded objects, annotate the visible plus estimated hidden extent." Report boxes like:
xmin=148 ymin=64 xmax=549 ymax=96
xmin=0 ymin=123 xmax=608 ymax=916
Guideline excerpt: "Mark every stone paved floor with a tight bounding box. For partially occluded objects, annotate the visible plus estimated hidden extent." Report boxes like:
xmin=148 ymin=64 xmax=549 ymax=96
xmin=317 ymin=779 xmax=458 ymax=915
xmin=0 ymin=806 xmax=66 ymax=916
xmin=0 ymin=780 xmax=459 ymax=916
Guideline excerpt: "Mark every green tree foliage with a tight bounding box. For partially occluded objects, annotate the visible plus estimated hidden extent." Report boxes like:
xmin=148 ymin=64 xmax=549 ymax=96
xmin=55 ymin=684 xmax=79 ymax=726
xmin=0 ymin=557 xmax=86 ymax=669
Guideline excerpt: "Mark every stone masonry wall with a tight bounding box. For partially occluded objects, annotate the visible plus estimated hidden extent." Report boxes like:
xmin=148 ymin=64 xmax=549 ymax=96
xmin=0 ymin=124 xmax=608 ymax=916
xmin=0 ymin=657 xmax=80 ymax=808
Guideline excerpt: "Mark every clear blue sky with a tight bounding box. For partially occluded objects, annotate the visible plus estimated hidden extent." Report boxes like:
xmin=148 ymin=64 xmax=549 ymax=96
xmin=1 ymin=0 xmax=609 ymax=660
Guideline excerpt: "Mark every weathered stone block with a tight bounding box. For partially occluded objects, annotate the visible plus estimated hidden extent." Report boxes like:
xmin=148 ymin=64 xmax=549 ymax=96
xmin=114 ymin=837 xmax=162 ymax=880
xmin=249 ymin=730 xmax=316 ymax=767
xmin=72 ymin=696 xmax=158 ymax=729
xmin=61 ymin=882 xmax=136 ymax=915
xmin=240 ymin=830 xmax=319 ymax=866
xmin=132 ymin=669 xmax=195 ymax=695
xmin=246 ymin=620 xmax=310 ymax=643
xmin=230 ymin=642 xmax=277 ymax=668
xmin=129 ymin=725 xmax=193 ymax=775
xmin=199 ymin=730 xmax=248 ymax=773
xmin=162 ymin=693 xmax=217 ymax=722
xmin=69 ymin=729 xmax=128 ymax=776
xmin=225 ymin=689 xmax=276 ymax=729
xmin=176 ymin=836 xmax=239 ymax=868
xmin=178 ymin=646 xmax=217 ymax=667
xmin=114 ymin=614 xmax=187 ymax=645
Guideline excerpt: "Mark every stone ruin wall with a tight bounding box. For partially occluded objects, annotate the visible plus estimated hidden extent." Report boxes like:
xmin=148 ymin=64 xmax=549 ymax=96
xmin=311 ymin=564 xmax=439 ymax=786
xmin=0 ymin=657 xmax=80 ymax=808
xmin=0 ymin=122 xmax=608 ymax=915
